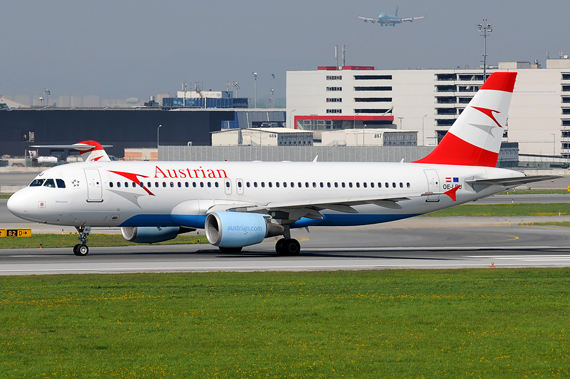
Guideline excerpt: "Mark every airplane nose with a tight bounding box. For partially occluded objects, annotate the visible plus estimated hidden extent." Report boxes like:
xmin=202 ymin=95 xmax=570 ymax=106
xmin=7 ymin=191 xmax=28 ymax=218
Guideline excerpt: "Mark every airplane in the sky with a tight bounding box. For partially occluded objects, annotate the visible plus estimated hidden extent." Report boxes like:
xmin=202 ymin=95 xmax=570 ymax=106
xmin=358 ymin=7 xmax=425 ymax=26
xmin=7 ymin=72 xmax=557 ymax=256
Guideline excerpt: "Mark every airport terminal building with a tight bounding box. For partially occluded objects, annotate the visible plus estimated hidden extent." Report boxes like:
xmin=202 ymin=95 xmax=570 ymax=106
xmin=286 ymin=58 xmax=570 ymax=157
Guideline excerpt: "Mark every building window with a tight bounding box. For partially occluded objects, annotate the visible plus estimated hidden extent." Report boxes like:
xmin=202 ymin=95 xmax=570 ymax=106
xmin=436 ymin=97 xmax=456 ymax=104
xmin=436 ymin=108 xmax=458 ymax=115
xmin=436 ymin=73 xmax=456 ymax=81
xmin=326 ymin=87 xmax=342 ymax=91
xmin=563 ymin=109 xmax=570 ymax=115
xmin=326 ymin=98 xmax=342 ymax=102
xmin=354 ymin=75 xmax=392 ymax=80
xmin=326 ymin=109 xmax=342 ymax=114
xmin=436 ymin=85 xmax=456 ymax=92
xmin=354 ymin=86 xmax=391 ymax=91
xmin=458 ymin=74 xmax=484 ymax=81
xmin=458 ymin=97 xmax=472 ymax=104
xmin=562 ymin=130 xmax=570 ymax=138
xmin=458 ymin=86 xmax=479 ymax=92
xmin=562 ymin=120 xmax=570 ymax=127
xmin=562 ymin=86 xmax=570 ymax=92
xmin=326 ymin=75 xmax=342 ymax=80
xmin=562 ymin=73 xmax=570 ymax=81
xmin=354 ymin=109 xmax=391 ymax=114
xmin=562 ymin=97 xmax=570 ymax=103
xmin=436 ymin=119 xmax=455 ymax=126
xmin=354 ymin=97 xmax=391 ymax=102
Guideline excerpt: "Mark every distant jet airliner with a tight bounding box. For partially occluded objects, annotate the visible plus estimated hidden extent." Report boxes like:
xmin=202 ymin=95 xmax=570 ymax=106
xmin=358 ymin=7 xmax=425 ymax=26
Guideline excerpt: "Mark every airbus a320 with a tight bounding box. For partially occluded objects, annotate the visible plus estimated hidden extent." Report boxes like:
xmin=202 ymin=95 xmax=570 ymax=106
xmin=8 ymin=72 xmax=556 ymax=256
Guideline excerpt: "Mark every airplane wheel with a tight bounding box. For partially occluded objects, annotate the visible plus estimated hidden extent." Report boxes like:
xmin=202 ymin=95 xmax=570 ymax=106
xmin=275 ymin=238 xmax=286 ymax=254
xmin=219 ymin=247 xmax=242 ymax=254
xmin=74 ymin=244 xmax=89 ymax=256
xmin=277 ymin=239 xmax=300 ymax=256
xmin=284 ymin=239 xmax=301 ymax=256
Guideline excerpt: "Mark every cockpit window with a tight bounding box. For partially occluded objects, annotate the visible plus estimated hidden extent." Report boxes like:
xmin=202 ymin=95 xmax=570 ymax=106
xmin=56 ymin=179 xmax=66 ymax=188
xmin=43 ymin=179 xmax=56 ymax=188
xmin=30 ymin=179 xmax=45 ymax=187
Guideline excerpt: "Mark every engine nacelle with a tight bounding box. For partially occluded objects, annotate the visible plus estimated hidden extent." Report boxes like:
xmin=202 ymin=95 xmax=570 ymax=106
xmin=121 ymin=226 xmax=181 ymax=244
xmin=205 ymin=212 xmax=284 ymax=248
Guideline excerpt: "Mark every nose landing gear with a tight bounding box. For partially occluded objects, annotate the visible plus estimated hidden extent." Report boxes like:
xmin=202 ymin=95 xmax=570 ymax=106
xmin=73 ymin=226 xmax=91 ymax=256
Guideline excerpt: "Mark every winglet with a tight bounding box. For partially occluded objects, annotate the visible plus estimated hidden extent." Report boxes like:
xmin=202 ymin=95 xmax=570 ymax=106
xmin=444 ymin=186 xmax=461 ymax=202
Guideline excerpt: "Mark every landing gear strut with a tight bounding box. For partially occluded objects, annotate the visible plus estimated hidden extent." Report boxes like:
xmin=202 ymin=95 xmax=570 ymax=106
xmin=275 ymin=226 xmax=301 ymax=256
xmin=73 ymin=226 xmax=91 ymax=256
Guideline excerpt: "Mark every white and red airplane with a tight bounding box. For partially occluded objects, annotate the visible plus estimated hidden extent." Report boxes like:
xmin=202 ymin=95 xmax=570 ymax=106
xmin=7 ymin=72 xmax=556 ymax=256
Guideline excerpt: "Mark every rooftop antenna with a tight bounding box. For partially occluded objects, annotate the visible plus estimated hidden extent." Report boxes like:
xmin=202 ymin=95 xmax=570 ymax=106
xmin=233 ymin=81 xmax=240 ymax=97
xmin=342 ymin=45 xmax=346 ymax=67
xmin=335 ymin=45 xmax=339 ymax=68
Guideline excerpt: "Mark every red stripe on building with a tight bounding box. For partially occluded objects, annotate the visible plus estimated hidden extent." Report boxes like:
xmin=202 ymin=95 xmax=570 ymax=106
xmin=413 ymin=132 xmax=499 ymax=167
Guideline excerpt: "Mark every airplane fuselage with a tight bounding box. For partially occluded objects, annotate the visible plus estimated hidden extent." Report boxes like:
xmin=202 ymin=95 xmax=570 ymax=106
xmin=8 ymin=160 xmax=522 ymax=229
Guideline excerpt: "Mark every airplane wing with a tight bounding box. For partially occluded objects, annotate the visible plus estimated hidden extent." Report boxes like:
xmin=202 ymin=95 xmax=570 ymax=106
xmin=466 ymin=175 xmax=561 ymax=188
xmin=211 ymin=194 xmax=420 ymax=222
xmin=400 ymin=16 xmax=425 ymax=22
xmin=358 ymin=16 xmax=378 ymax=23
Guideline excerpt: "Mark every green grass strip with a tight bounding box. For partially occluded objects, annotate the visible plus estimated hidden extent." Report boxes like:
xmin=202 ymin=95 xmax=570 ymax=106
xmin=524 ymin=221 xmax=570 ymax=227
xmin=498 ymin=189 xmax=569 ymax=195
xmin=424 ymin=203 xmax=570 ymax=217
xmin=0 ymin=269 xmax=568 ymax=377
xmin=0 ymin=233 xmax=208 ymax=249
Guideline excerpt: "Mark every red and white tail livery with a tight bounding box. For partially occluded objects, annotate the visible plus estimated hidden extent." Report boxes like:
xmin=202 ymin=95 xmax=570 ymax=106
xmin=416 ymin=72 xmax=516 ymax=167
xmin=8 ymin=72 xmax=558 ymax=256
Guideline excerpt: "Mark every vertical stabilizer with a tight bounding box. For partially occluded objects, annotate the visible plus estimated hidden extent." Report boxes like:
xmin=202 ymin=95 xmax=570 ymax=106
xmin=394 ymin=6 xmax=398 ymax=18
xmin=75 ymin=140 xmax=111 ymax=162
xmin=414 ymin=72 xmax=516 ymax=167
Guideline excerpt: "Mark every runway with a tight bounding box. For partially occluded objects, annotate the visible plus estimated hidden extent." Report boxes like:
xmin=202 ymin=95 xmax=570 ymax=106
xmin=1 ymin=220 xmax=570 ymax=275
xmin=2 ymin=175 xmax=570 ymax=275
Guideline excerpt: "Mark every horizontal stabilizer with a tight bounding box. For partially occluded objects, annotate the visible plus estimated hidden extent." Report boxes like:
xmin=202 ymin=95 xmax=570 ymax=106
xmin=466 ymin=175 xmax=561 ymax=188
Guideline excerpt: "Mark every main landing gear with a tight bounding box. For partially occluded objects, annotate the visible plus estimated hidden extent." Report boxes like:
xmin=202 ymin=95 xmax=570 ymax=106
xmin=275 ymin=238 xmax=301 ymax=256
xmin=73 ymin=226 xmax=91 ymax=256
xmin=275 ymin=226 xmax=301 ymax=256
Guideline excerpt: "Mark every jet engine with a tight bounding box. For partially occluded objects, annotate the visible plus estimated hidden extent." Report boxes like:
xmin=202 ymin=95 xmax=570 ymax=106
xmin=205 ymin=212 xmax=284 ymax=248
xmin=121 ymin=226 xmax=188 ymax=244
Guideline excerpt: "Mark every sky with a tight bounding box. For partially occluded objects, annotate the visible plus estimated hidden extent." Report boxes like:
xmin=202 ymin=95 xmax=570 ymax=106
xmin=1 ymin=0 xmax=569 ymax=104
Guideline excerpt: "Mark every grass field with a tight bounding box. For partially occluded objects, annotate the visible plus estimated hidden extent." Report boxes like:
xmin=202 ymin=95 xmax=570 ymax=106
xmin=0 ymin=269 xmax=568 ymax=377
xmin=0 ymin=233 xmax=208 ymax=249
xmin=425 ymin=203 xmax=570 ymax=217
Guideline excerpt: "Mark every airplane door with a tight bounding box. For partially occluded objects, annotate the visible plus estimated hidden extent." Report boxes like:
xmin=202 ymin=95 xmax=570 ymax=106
xmin=236 ymin=179 xmax=244 ymax=195
xmin=423 ymin=169 xmax=440 ymax=202
xmin=85 ymin=169 xmax=103 ymax=202
xmin=224 ymin=178 xmax=232 ymax=195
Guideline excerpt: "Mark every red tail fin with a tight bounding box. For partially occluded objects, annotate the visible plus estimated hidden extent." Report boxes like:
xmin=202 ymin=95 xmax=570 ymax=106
xmin=414 ymin=72 xmax=517 ymax=167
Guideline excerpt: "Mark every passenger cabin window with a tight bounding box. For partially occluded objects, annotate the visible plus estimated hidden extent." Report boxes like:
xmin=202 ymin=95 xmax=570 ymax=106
xmin=30 ymin=179 xmax=45 ymax=187
xmin=56 ymin=179 xmax=66 ymax=188
xmin=43 ymin=179 xmax=56 ymax=188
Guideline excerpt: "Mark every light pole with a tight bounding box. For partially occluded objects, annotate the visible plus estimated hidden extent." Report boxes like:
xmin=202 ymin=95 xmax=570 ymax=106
xmin=477 ymin=20 xmax=492 ymax=81
xmin=552 ymin=133 xmax=556 ymax=156
xmin=422 ymin=114 xmax=427 ymax=146
xmin=269 ymin=73 xmax=275 ymax=108
xmin=157 ymin=124 xmax=162 ymax=148
xmin=252 ymin=72 xmax=258 ymax=108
